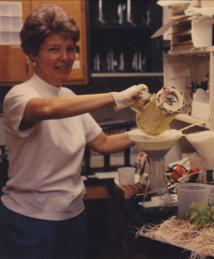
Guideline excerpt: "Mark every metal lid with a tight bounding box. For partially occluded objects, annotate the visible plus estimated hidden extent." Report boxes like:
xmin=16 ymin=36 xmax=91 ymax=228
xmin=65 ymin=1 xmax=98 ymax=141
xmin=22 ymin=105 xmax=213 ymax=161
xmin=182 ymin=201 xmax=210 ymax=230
xmin=155 ymin=86 xmax=185 ymax=113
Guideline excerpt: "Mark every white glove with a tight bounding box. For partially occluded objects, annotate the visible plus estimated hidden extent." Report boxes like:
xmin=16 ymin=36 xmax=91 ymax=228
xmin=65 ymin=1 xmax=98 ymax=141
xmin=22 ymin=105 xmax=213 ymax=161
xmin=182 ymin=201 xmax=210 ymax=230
xmin=112 ymin=84 xmax=149 ymax=110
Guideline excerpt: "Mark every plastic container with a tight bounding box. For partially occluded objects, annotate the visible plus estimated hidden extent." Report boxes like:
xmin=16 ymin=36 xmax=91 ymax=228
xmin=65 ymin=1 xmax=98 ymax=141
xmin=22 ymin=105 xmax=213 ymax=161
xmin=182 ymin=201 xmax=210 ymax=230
xmin=176 ymin=183 xmax=210 ymax=218
xmin=118 ymin=167 xmax=135 ymax=185
xmin=192 ymin=17 xmax=213 ymax=48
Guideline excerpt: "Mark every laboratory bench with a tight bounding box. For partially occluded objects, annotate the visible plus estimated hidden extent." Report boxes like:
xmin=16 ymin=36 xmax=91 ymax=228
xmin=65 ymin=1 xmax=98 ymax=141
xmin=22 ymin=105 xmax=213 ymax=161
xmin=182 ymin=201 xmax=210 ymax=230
xmin=84 ymin=177 xmax=191 ymax=259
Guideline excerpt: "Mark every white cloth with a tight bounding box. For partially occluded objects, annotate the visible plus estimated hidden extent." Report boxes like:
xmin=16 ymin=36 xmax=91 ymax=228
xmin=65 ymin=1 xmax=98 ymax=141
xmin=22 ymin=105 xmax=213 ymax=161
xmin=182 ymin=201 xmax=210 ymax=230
xmin=2 ymin=74 xmax=102 ymax=221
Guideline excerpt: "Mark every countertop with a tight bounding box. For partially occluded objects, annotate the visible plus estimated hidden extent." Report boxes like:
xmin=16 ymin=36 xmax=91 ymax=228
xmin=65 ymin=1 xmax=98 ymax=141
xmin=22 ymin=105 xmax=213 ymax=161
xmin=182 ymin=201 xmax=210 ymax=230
xmin=85 ymin=177 xmax=176 ymax=225
xmin=85 ymin=177 xmax=193 ymax=259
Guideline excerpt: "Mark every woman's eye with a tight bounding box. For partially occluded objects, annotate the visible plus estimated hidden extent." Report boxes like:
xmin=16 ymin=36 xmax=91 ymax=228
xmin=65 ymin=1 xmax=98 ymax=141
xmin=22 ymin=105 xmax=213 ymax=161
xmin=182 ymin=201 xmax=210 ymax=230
xmin=68 ymin=47 xmax=76 ymax=53
xmin=48 ymin=48 xmax=60 ymax=53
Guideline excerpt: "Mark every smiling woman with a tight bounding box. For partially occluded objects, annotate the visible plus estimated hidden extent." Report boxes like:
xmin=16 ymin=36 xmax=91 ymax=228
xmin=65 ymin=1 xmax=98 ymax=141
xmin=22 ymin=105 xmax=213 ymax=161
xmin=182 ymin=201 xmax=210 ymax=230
xmin=20 ymin=4 xmax=80 ymax=57
xmin=33 ymin=33 xmax=77 ymax=86
xmin=1 ymin=3 xmax=149 ymax=259
xmin=20 ymin=4 xmax=79 ymax=87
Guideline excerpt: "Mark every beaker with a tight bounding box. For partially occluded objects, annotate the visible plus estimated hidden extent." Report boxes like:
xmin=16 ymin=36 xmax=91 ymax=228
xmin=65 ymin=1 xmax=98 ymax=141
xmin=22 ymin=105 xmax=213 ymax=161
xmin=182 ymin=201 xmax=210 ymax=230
xmin=148 ymin=152 xmax=166 ymax=191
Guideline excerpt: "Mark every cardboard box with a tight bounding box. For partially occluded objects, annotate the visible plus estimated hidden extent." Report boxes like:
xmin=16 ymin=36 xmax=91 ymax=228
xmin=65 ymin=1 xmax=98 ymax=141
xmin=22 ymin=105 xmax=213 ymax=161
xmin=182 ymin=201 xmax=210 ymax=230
xmin=200 ymin=0 xmax=214 ymax=8
xmin=191 ymin=100 xmax=210 ymax=121
xmin=153 ymin=1 xmax=214 ymax=50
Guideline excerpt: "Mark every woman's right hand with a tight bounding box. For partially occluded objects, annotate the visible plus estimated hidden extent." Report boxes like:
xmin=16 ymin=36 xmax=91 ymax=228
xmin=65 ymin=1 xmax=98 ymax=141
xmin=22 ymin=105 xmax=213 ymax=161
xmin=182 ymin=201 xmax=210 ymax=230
xmin=112 ymin=84 xmax=150 ymax=110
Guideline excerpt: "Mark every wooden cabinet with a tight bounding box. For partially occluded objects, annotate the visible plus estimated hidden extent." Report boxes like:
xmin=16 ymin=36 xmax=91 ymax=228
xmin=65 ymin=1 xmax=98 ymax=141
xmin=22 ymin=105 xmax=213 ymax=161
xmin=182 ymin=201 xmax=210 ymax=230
xmin=0 ymin=45 xmax=30 ymax=85
xmin=0 ymin=0 xmax=87 ymax=86
xmin=0 ymin=0 xmax=31 ymax=85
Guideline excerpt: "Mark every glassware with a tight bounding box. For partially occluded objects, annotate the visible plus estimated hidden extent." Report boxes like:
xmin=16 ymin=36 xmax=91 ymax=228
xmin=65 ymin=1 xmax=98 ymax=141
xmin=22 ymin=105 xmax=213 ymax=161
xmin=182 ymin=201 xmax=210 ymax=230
xmin=93 ymin=51 xmax=100 ymax=72
xmin=118 ymin=50 xmax=125 ymax=72
xmin=126 ymin=0 xmax=135 ymax=25
xmin=117 ymin=3 xmax=126 ymax=25
xmin=148 ymin=154 xmax=166 ymax=191
xmin=97 ymin=0 xmax=105 ymax=25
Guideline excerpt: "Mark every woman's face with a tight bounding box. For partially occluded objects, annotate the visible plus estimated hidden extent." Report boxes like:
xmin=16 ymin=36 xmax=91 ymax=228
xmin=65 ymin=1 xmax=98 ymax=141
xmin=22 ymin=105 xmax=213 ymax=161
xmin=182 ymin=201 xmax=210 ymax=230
xmin=33 ymin=33 xmax=76 ymax=87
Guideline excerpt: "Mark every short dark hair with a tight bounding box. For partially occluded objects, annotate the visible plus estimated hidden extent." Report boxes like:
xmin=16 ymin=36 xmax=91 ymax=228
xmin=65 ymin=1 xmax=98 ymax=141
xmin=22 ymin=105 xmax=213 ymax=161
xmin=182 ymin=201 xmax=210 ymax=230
xmin=20 ymin=4 xmax=80 ymax=57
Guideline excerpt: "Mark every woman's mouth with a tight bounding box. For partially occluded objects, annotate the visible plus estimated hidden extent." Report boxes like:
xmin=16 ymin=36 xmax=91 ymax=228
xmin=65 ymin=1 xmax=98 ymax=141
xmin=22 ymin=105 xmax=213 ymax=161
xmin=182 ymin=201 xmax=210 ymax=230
xmin=55 ymin=65 xmax=71 ymax=71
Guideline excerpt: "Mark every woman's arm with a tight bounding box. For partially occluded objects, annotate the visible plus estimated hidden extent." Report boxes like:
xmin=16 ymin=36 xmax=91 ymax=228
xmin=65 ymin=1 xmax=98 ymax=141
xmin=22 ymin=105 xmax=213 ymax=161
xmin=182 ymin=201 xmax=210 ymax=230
xmin=88 ymin=131 xmax=134 ymax=154
xmin=22 ymin=93 xmax=114 ymax=122
xmin=22 ymin=84 xmax=148 ymax=123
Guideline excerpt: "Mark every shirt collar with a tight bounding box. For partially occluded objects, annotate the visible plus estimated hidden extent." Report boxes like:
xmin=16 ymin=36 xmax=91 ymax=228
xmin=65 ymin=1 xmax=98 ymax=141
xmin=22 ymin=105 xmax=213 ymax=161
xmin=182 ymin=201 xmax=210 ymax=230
xmin=31 ymin=73 xmax=61 ymax=97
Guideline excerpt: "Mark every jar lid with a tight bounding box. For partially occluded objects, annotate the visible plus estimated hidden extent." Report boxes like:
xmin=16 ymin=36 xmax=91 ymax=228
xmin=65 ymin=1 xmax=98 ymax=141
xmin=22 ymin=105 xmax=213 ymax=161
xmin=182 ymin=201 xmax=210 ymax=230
xmin=156 ymin=86 xmax=184 ymax=113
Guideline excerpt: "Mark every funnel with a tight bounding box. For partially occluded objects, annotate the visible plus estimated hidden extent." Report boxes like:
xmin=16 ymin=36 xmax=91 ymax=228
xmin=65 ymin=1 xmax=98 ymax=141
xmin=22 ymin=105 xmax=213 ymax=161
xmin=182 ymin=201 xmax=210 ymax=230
xmin=129 ymin=129 xmax=183 ymax=157
xmin=129 ymin=129 xmax=183 ymax=190
xmin=185 ymin=130 xmax=214 ymax=160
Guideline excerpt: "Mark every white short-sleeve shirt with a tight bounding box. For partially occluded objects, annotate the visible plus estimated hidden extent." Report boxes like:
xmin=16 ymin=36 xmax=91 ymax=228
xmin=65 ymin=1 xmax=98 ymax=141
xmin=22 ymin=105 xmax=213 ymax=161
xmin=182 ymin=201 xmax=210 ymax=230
xmin=2 ymin=74 xmax=102 ymax=220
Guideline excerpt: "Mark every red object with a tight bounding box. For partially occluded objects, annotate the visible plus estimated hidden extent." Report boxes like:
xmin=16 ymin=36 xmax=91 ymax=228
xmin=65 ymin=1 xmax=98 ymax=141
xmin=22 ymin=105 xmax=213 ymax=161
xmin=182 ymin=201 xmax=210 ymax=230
xmin=170 ymin=165 xmax=187 ymax=181
xmin=190 ymin=166 xmax=200 ymax=174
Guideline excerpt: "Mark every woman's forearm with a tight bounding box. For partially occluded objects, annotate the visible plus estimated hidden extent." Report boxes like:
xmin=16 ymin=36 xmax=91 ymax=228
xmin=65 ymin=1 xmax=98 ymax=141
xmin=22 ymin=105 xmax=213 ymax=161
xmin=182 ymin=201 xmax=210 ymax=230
xmin=103 ymin=133 xmax=134 ymax=153
xmin=23 ymin=93 xmax=115 ymax=121
xmin=89 ymin=132 xmax=134 ymax=154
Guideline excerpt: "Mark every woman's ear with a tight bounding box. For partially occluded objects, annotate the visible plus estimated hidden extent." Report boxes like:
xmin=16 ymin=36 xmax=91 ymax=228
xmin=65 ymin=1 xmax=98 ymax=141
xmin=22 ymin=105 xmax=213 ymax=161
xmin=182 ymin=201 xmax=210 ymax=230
xmin=28 ymin=54 xmax=36 ymax=66
xmin=29 ymin=55 xmax=37 ymax=66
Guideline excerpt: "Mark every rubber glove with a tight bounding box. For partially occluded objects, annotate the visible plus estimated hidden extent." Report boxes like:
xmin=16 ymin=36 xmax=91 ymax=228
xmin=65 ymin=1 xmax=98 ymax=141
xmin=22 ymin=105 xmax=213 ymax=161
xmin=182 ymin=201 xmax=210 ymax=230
xmin=112 ymin=84 xmax=149 ymax=110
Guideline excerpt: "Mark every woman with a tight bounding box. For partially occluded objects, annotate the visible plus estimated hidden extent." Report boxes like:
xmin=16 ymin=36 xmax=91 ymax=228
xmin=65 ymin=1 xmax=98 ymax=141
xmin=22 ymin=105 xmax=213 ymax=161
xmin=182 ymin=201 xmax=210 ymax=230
xmin=0 ymin=4 xmax=148 ymax=259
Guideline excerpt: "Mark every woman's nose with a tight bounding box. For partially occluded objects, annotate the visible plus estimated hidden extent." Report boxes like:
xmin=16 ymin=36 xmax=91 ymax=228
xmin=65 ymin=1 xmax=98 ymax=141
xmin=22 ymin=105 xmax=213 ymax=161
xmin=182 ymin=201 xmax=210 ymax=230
xmin=60 ymin=49 xmax=70 ymax=60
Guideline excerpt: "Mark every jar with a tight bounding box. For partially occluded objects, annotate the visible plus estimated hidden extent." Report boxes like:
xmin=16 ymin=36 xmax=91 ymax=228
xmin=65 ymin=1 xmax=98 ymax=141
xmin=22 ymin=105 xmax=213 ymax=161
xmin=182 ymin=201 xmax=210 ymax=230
xmin=136 ymin=86 xmax=185 ymax=135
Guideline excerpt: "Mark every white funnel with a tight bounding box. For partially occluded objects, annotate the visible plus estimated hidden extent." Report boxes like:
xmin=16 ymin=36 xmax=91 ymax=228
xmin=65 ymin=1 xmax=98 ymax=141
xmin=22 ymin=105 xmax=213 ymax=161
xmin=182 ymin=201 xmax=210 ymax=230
xmin=129 ymin=128 xmax=183 ymax=191
xmin=185 ymin=130 xmax=214 ymax=160
xmin=129 ymin=128 xmax=183 ymax=155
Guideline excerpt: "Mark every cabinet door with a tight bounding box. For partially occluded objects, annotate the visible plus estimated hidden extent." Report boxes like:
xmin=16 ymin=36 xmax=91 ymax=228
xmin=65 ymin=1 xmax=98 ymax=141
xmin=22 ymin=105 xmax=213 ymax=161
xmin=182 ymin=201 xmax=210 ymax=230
xmin=0 ymin=0 xmax=32 ymax=85
xmin=30 ymin=0 xmax=88 ymax=85
xmin=88 ymin=0 xmax=162 ymax=74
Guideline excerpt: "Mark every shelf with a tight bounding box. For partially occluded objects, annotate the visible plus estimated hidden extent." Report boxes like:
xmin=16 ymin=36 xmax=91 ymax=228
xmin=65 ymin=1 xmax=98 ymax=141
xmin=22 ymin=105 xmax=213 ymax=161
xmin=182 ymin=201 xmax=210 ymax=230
xmin=157 ymin=0 xmax=191 ymax=8
xmin=88 ymin=0 xmax=163 ymax=91
xmin=167 ymin=46 xmax=214 ymax=56
xmin=91 ymin=72 xmax=163 ymax=78
xmin=172 ymin=30 xmax=191 ymax=37
xmin=91 ymin=25 xmax=150 ymax=30
xmin=175 ymin=113 xmax=208 ymax=128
